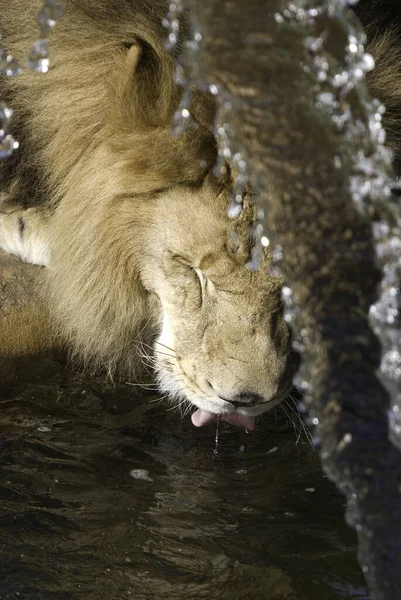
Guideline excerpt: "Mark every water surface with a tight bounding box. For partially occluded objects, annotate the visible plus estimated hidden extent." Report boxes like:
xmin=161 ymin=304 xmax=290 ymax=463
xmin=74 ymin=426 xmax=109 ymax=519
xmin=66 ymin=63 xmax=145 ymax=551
xmin=0 ymin=355 xmax=369 ymax=599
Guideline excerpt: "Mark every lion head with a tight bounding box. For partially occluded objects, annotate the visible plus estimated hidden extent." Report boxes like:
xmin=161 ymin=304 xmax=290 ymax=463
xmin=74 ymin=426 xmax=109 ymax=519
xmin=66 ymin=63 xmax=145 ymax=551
xmin=138 ymin=176 xmax=297 ymax=429
xmin=1 ymin=9 xmax=297 ymax=429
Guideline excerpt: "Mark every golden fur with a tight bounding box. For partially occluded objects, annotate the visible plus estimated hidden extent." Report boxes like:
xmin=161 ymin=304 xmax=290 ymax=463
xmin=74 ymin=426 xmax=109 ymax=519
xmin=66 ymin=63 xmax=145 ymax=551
xmin=0 ymin=252 xmax=51 ymax=358
xmin=0 ymin=0 xmax=295 ymax=421
xmin=354 ymin=1 xmax=401 ymax=172
xmin=365 ymin=30 xmax=401 ymax=168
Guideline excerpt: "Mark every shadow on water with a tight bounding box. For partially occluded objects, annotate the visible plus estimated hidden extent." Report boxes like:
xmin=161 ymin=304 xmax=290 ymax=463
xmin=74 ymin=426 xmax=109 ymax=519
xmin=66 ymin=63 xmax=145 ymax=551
xmin=0 ymin=355 xmax=369 ymax=600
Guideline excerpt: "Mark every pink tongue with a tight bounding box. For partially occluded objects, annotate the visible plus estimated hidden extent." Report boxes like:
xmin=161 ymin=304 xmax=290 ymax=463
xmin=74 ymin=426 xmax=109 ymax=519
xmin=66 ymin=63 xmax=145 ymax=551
xmin=191 ymin=409 xmax=255 ymax=430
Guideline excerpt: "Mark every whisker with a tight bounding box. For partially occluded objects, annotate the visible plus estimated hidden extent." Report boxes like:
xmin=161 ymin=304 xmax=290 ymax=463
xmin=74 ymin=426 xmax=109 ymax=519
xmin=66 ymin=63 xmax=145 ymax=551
xmin=141 ymin=340 xmax=177 ymax=359
xmin=149 ymin=397 xmax=165 ymax=404
xmin=125 ymin=382 xmax=159 ymax=390
xmin=154 ymin=341 xmax=177 ymax=354
xmin=284 ymin=398 xmax=313 ymax=447
xmin=183 ymin=401 xmax=195 ymax=417
xmin=165 ymin=398 xmax=187 ymax=413
xmin=280 ymin=402 xmax=301 ymax=443
xmin=154 ymin=350 xmax=178 ymax=359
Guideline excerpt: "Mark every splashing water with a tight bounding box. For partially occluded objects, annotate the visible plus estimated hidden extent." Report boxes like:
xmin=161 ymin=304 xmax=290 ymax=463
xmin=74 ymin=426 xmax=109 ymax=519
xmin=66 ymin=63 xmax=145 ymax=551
xmin=0 ymin=40 xmax=20 ymax=158
xmin=163 ymin=3 xmax=267 ymax=269
xmin=0 ymin=41 xmax=22 ymax=77
xmin=27 ymin=38 xmax=50 ymax=74
xmin=27 ymin=0 xmax=64 ymax=73
xmin=303 ymin=4 xmax=401 ymax=452
xmin=274 ymin=0 xmax=401 ymax=458
xmin=163 ymin=4 xmax=401 ymax=591
xmin=214 ymin=417 xmax=220 ymax=455
xmin=163 ymin=1 xmax=203 ymax=137
xmin=162 ymin=1 xmax=184 ymax=52
xmin=369 ymin=222 xmax=401 ymax=450
xmin=211 ymin=98 xmax=269 ymax=271
xmin=0 ymin=0 xmax=64 ymax=159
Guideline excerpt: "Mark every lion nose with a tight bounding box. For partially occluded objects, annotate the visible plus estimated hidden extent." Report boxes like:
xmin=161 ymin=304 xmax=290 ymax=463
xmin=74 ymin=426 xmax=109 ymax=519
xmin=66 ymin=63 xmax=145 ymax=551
xmin=205 ymin=380 xmax=267 ymax=407
xmin=223 ymin=392 xmax=265 ymax=407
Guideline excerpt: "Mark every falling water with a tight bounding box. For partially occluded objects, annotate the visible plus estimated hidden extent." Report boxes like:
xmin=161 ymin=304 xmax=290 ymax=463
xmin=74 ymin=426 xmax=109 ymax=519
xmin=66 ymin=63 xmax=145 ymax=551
xmin=0 ymin=0 xmax=63 ymax=159
xmin=162 ymin=2 xmax=267 ymax=271
xmin=0 ymin=98 xmax=18 ymax=159
xmin=27 ymin=0 xmax=64 ymax=73
xmin=288 ymin=0 xmax=401 ymax=453
xmin=213 ymin=416 xmax=220 ymax=455
xmin=162 ymin=0 xmax=401 ymax=595
xmin=257 ymin=0 xmax=401 ymax=456
xmin=272 ymin=1 xmax=395 ymax=440
xmin=0 ymin=39 xmax=20 ymax=158
xmin=164 ymin=0 xmax=401 ymax=454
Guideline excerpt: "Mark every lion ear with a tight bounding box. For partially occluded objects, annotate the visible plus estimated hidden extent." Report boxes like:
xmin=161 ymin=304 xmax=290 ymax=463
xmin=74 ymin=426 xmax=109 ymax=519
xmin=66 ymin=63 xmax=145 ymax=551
xmin=112 ymin=40 xmax=177 ymax=131
xmin=124 ymin=43 xmax=142 ymax=76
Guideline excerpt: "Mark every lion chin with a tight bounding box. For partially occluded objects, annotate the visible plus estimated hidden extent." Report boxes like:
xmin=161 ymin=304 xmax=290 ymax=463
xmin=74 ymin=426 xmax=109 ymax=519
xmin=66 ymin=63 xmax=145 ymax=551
xmin=0 ymin=0 xmax=297 ymax=429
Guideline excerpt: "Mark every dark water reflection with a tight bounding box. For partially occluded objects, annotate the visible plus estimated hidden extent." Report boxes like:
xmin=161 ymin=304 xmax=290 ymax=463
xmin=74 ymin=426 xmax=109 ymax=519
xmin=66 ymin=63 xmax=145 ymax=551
xmin=0 ymin=356 xmax=369 ymax=599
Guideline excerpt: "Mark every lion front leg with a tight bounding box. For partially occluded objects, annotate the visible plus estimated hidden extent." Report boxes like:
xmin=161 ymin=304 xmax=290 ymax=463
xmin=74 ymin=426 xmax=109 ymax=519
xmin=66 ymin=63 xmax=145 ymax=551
xmin=0 ymin=206 xmax=51 ymax=267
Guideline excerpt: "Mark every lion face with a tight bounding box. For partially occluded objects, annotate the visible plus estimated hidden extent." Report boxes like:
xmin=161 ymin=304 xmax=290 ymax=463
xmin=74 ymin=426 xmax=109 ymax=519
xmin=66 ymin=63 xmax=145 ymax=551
xmin=140 ymin=177 xmax=296 ymax=429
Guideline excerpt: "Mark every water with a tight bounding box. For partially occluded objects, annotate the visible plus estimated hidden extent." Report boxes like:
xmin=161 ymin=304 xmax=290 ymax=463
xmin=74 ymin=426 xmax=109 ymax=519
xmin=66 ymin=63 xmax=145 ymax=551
xmin=213 ymin=417 xmax=219 ymax=456
xmin=0 ymin=354 xmax=368 ymax=599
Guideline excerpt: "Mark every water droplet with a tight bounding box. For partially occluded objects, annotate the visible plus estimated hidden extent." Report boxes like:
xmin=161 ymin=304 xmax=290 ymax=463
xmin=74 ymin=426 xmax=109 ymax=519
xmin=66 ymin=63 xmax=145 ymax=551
xmin=27 ymin=39 xmax=49 ymax=73
xmin=0 ymin=101 xmax=13 ymax=128
xmin=316 ymin=92 xmax=336 ymax=106
xmin=0 ymin=134 xmax=19 ymax=158
xmin=361 ymin=53 xmax=375 ymax=72
xmin=227 ymin=200 xmax=242 ymax=219
xmin=37 ymin=0 xmax=64 ymax=30
xmin=334 ymin=155 xmax=342 ymax=169
xmin=0 ymin=51 xmax=22 ymax=77
xmin=213 ymin=417 xmax=220 ymax=455
xmin=331 ymin=70 xmax=349 ymax=88
xmin=312 ymin=436 xmax=320 ymax=447
xmin=272 ymin=245 xmax=283 ymax=264
xmin=304 ymin=36 xmax=324 ymax=53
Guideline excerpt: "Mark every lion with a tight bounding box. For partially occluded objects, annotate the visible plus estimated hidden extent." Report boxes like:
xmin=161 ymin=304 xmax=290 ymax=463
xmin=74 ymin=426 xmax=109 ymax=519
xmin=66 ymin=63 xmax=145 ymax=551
xmin=0 ymin=0 xmax=297 ymax=429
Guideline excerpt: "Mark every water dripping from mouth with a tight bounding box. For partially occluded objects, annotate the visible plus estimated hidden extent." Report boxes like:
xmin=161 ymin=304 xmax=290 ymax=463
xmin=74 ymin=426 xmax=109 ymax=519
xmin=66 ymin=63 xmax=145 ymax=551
xmin=213 ymin=416 xmax=220 ymax=456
